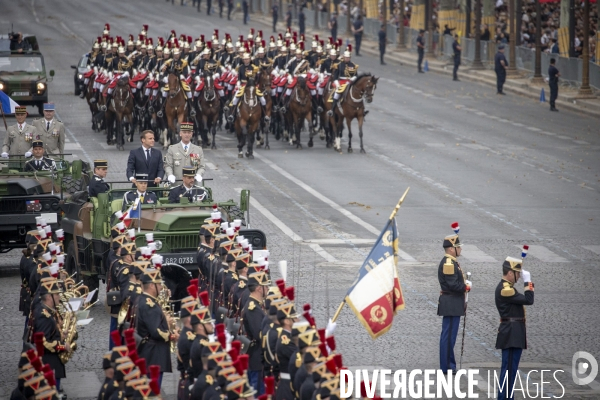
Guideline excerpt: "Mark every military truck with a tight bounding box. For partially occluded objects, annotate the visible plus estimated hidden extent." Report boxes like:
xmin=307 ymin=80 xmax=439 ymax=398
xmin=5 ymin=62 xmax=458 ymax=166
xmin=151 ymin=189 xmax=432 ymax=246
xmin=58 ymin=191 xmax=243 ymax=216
xmin=0 ymin=157 xmax=90 ymax=252
xmin=59 ymin=184 xmax=266 ymax=294
xmin=0 ymin=34 xmax=54 ymax=115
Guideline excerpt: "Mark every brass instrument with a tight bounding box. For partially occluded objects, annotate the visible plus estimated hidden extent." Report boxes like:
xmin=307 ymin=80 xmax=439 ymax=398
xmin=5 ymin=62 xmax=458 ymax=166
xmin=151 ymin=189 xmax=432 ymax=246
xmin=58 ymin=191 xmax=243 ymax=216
xmin=117 ymin=297 xmax=130 ymax=326
xmin=127 ymin=50 xmax=139 ymax=60
xmin=58 ymin=304 xmax=78 ymax=364
xmin=157 ymin=286 xmax=179 ymax=353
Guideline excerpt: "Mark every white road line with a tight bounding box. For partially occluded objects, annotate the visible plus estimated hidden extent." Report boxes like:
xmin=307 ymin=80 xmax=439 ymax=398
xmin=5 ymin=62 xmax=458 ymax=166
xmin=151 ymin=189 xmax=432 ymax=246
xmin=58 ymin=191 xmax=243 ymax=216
xmin=516 ymin=245 xmax=568 ymax=263
xmin=30 ymin=0 xmax=40 ymax=23
xmin=55 ymin=112 xmax=92 ymax=164
xmin=233 ymin=188 xmax=336 ymax=262
xmin=64 ymin=143 xmax=82 ymax=151
xmin=302 ymin=238 xmax=376 ymax=245
xmin=206 ymin=162 xmax=218 ymax=170
xmin=460 ymin=244 xmax=498 ymax=263
xmin=582 ymin=245 xmax=600 ymax=255
xmin=253 ymin=153 xmax=416 ymax=261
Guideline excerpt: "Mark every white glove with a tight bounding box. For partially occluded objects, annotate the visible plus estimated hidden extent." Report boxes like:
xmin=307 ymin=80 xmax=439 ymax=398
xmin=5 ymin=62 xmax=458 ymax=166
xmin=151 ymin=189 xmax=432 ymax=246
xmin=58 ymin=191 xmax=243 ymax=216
xmin=521 ymin=270 xmax=531 ymax=283
xmin=195 ymin=174 xmax=202 ymax=183
xmin=325 ymin=318 xmax=337 ymax=338
xmin=168 ymin=175 xmax=176 ymax=184
xmin=24 ymin=151 xmax=32 ymax=158
xmin=129 ymin=176 xmax=135 ymax=182
xmin=465 ymin=280 xmax=472 ymax=292
xmin=1 ymin=152 xmax=9 ymax=158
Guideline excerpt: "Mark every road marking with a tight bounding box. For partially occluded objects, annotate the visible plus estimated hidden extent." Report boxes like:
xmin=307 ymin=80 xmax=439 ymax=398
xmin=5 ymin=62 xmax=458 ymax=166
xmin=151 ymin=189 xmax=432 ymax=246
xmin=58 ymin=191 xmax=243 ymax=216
xmin=253 ymin=153 xmax=416 ymax=261
xmin=55 ymin=112 xmax=92 ymax=164
xmin=62 ymin=371 xmax=102 ymax=397
xmin=582 ymin=245 xmax=600 ymax=255
xmin=515 ymin=245 xmax=568 ymax=262
xmin=64 ymin=143 xmax=82 ymax=151
xmin=233 ymin=188 xmax=336 ymax=262
xmin=460 ymin=244 xmax=498 ymax=263
xmin=30 ymin=0 xmax=40 ymax=23
xmin=425 ymin=143 xmax=445 ymax=147
xmin=574 ymin=140 xmax=590 ymax=145
xmin=303 ymin=238 xmax=376 ymax=245
xmin=206 ymin=162 xmax=218 ymax=170
xmin=463 ymin=143 xmax=491 ymax=151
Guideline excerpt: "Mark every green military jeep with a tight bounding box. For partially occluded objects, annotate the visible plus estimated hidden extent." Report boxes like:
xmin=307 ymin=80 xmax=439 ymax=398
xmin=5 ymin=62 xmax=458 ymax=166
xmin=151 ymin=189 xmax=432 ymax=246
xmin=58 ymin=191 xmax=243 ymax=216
xmin=0 ymin=34 xmax=54 ymax=115
xmin=59 ymin=184 xmax=266 ymax=294
xmin=0 ymin=157 xmax=90 ymax=252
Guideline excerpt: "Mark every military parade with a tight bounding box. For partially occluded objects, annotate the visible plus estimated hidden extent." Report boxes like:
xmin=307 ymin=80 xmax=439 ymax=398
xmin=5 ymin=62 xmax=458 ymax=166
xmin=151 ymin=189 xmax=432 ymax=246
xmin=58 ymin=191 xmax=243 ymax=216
xmin=1 ymin=0 xmax=599 ymax=398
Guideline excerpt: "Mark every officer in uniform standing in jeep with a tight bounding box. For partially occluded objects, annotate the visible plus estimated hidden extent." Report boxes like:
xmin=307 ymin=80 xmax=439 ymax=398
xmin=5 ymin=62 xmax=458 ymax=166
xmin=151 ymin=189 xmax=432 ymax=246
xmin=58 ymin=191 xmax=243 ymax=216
xmin=24 ymin=140 xmax=56 ymax=172
xmin=88 ymin=159 xmax=110 ymax=197
xmin=437 ymin=224 xmax=471 ymax=375
xmin=32 ymin=103 xmax=65 ymax=156
xmin=2 ymin=106 xmax=37 ymax=160
xmin=122 ymin=173 xmax=158 ymax=209
xmin=168 ymin=166 xmax=206 ymax=204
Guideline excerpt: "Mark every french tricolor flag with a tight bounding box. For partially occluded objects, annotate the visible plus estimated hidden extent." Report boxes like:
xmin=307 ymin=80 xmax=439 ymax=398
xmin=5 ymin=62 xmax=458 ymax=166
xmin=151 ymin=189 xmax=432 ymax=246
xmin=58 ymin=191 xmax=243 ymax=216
xmin=344 ymin=218 xmax=405 ymax=339
xmin=0 ymin=91 xmax=19 ymax=115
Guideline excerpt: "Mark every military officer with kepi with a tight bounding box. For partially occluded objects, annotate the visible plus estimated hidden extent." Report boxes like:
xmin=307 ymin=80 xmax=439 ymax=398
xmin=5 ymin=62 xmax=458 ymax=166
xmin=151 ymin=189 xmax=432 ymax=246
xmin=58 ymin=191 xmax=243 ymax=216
xmin=168 ymin=166 xmax=206 ymax=204
xmin=88 ymin=159 xmax=110 ymax=197
xmin=32 ymin=103 xmax=65 ymax=156
xmin=164 ymin=122 xmax=205 ymax=182
xmin=122 ymin=173 xmax=158 ymax=209
xmin=495 ymin=252 xmax=534 ymax=400
xmin=2 ymin=106 xmax=37 ymax=158
xmin=437 ymin=222 xmax=471 ymax=374
xmin=24 ymin=140 xmax=56 ymax=172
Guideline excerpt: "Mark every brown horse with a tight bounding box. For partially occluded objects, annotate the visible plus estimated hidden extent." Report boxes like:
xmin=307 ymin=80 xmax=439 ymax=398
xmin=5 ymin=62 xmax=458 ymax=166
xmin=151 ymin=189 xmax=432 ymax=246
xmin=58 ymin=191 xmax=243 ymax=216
xmin=255 ymin=70 xmax=273 ymax=150
xmin=285 ymin=76 xmax=314 ymax=149
xmin=163 ymin=73 xmax=189 ymax=149
xmin=84 ymin=78 xmax=101 ymax=132
xmin=108 ymin=77 xmax=135 ymax=151
xmin=198 ymin=74 xmax=221 ymax=149
xmin=331 ymin=73 xmax=379 ymax=153
xmin=234 ymin=83 xmax=263 ymax=159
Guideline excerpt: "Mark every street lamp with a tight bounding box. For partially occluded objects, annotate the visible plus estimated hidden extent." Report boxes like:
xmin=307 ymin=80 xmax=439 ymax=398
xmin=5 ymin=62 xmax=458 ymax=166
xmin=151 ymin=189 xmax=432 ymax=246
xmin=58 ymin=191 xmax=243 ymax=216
xmin=506 ymin=0 xmax=519 ymax=76
xmin=532 ymin=0 xmax=544 ymax=83
xmin=577 ymin=0 xmax=594 ymax=97
xmin=397 ymin=0 xmax=406 ymax=50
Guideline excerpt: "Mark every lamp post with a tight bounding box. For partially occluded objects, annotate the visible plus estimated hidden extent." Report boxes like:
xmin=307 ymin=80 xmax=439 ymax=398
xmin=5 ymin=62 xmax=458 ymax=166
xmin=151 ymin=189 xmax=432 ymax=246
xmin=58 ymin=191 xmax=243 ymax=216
xmin=472 ymin=0 xmax=484 ymax=68
xmin=531 ymin=0 xmax=544 ymax=83
xmin=506 ymin=0 xmax=519 ymax=76
xmin=397 ymin=0 xmax=406 ymax=49
xmin=577 ymin=0 xmax=594 ymax=97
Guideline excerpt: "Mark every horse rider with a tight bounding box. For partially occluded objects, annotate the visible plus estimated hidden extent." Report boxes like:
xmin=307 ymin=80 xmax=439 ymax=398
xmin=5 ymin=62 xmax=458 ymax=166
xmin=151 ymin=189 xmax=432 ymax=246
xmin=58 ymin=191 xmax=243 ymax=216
xmin=161 ymin=44 xmax=196 ymax=116
xmin=224 ymin=53 xmax=266 ymax=122
xmin=101 ymin=46 xmax=133 ymax=111
xmin=278 ymin=46 xmax=310 ymax=112
xmin=80 ymin=40 xmax=101 ymax=98
xmin=328 ymin=45 xmax=358 ymax=116
xmin=267 ymin=37 xmax=278 ymax=59
xmin=252 ymin=45 xmax=269 ymax=67
xmin=221 ymin=41 xmax=236 ymax=66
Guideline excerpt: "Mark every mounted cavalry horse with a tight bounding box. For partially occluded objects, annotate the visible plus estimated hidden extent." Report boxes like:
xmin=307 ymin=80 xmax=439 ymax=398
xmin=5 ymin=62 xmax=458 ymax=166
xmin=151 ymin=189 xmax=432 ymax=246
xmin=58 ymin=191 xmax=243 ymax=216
xmin=106 ymin=76 xmax=135 ymax=150
xmin=327 ymin=72 xmax=378 ymax=153
xmin=283 ymin=76 xmax=315 ymax=149
xmin=233 ymin=71 xmax=264 ymax=159
xmin=162 ymin=73 xmax=193 ymax=149
xmin=196 ymin=74 xmax=222 ymax=149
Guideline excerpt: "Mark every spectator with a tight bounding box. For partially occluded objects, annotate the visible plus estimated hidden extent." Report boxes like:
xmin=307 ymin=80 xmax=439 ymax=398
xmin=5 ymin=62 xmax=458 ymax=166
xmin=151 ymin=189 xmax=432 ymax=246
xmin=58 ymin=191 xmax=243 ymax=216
xmin=352 ymin=14 xmax=364 ymax=56
xmin=379 ymin=24 xmax=387 ymax=65
xmin=329 ymin=12 xmax=338 ymax=42
xmin=272 ymin=3 xmax=279 ymax=32
xmin=443 ymin=24 xmax=456 ymax=36
xmin=299 ymin=7 xmax=306 ymax=35
xmin=286 ymin=5 xmax=293 ymax=29
xmin=481 ymin=24 xmax=491 ymax=41
xmin=550 ymin=38 xmax=559 ymax=53
xmin=242 ymin=0 xmax=249 ymax=24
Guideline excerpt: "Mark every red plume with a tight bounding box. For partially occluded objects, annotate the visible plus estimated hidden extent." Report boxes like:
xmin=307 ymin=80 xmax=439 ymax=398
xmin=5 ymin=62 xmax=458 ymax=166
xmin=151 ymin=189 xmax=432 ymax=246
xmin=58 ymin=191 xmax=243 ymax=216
xmin=187 ymin=285 xmax=197 ymax=298
xmin=26 ymin=349 xmax=36 ymax=361
xmin=150 ymin=379 xmax=161 ymax=395
xmin=302 ymin=311 xmax=315 ymax=327
xmin=231 ymin=340 xmax=241 ymax=354
xmin=229 ymin=347 xmax=239 ymax=362
xmin=214 ymin=29 xmax=219 ymax=38
xmin=326 ymin=358 xmax=337 ymax=375
xmin=200 ymin=35 xmax=205 ymax=42
xmin=233 ymin=359 xmax=243 ymax=375
xmin=199 ymin=291 xmax=210 ymax=307
xmin=215 ymin=323 xmax=225 ymax=335
xmin=315 ymin=35 xmax=319 ymax=41
xmin=238 ymin=354 xmax=249 ymax=372
xmin=207 ymin=42 xmax=212 ymax=49
xmin=136 ymin=358 xmax=147 ymax=375
xmin=334 ymin=354 xmax=343 ymax=368
xmin=44 ymin=371 xmax=56 ymax=387
xmin=42 ymin=364 xmax=52 ymax=374
xmin=143 ymin=24 xmax=148 ymax=32
xmin=105 ymin=23 xmax=110 ymax=31
xmin=276 ymin=279 xmax=285 ymax=294
xmin=190 ymin=278 xmax=198 ymax=288
xmin=33 ymin=332 xmax=45 ymax=357
xmin=124 ymin=328 xmax=135 ymax=340
xmin=326 ymin=336 xmax=336 ymax=352
xmin=303 ymin=303 xmax=311 ymax=313
xmin=285 ymin=286 xmax=295 ymax=301
xmin=264 ymin=376 xmax=275 ymax=395
xmin=129 ymin=350 xmax=139 ymax=363
xmin=188 ymin=35 xmax=193 ymax=44
xmin=150 ymin=365 xmax=161 ymax=381
xmin=126 ymin=340 xmax=137 ymax=353
xmin=258 ymin=395 xmax=268 ymax=400
xmin=111 ymin=330 xmax=122 ymax=347
xmin=318 ymin=342 xmax=329 ymax=358
xmin=317 ymin=329 xmax=326 ymax=344
xmin=32 ymin=357 xmax=43 ymax=372
xmin=217 ymin=333 xmax=226 ymax=349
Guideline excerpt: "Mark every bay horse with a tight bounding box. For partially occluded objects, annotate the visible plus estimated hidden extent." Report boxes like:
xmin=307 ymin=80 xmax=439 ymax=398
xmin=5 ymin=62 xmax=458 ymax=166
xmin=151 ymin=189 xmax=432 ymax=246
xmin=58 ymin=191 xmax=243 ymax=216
xmin=286 ymin=76 xmax=314 ymax=149
xmin=234 ymin=82 xmax=263 ymax=159
xmin=255 ymin=69 xmax=273 ymax=150
xmin=332 ymin=73 xmax=379 ymax=153
xmin=84 ymin=78 xmax=101 ymax=132
xmin=163 ymin=73 xmax=188 ymax=149
xmin=198 ymin=74 xmax=221 ymax=149
xmin=108 ymin=77 xmax=135 ymax=151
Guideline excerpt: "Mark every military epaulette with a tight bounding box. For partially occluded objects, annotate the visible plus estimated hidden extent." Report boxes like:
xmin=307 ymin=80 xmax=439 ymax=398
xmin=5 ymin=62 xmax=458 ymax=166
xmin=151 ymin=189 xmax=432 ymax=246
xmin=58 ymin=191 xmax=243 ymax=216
xmin=41 ymin=309 xmax=51 ymax=318
xmin=145 ymin=297 xmax=155 ymax=307
xmin=186 ymin=331 xmax=196 ymax=341
xmin=443 ymin=258 xmax=455 ymax=275
xmin=501 ymin=282 xmax=515 ymax=297
xmin=200 ymin=339 xmax=209 ymax=346
xmin=232 ymin=273 xmax=239 ymax=280
xmin=281 ymin=334 xmax=290 ymax=345
xmin=295 ymin=352 xmax=302 ymax=368
xmin=276 ymin=327 xmax=283 ymax=337
xmin=239 ymin=280 xmax=246 ymax=288
xmin=248 ymin=301 xmax=255 ymax=311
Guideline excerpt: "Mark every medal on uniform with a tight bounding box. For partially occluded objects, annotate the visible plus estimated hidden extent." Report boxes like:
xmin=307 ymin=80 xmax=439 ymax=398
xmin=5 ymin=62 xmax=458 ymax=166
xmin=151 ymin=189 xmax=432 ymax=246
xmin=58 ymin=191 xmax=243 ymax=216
xmin=52 ymin=129 xmax=59 ymax=137
xmin=25 ymin=132 xmax=32 ymax=142
xmin=190 ymin=153 xmax=199 ymax=167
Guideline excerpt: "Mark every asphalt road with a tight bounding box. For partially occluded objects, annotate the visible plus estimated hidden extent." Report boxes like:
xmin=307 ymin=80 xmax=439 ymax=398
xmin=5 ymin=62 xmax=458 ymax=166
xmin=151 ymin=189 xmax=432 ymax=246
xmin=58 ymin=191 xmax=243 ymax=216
xmin=1 ymin=0 xmax=599 ymax=398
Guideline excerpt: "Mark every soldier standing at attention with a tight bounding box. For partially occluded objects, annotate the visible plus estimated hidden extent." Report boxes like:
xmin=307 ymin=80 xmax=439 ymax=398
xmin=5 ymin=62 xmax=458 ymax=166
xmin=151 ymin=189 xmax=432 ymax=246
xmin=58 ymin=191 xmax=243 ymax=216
xmin=417 ymin=30 xmax=425 ymax=73
xmin=437 ymin=223 xmax=471 ymax=374
xmin=24 ymin=140 xmax=56 ymax=172
xmin=164 ymin=122 xmax=205 ymax=183
xmin=548 ymin=58 xmax=560 ymax=112
xmin=2 ymin=106 xmax=37 ymax=159
xmin=88 ymin=159 xmax=110 ymax=197
xmin=495 ymin=256 xmax=534 ymax=400
xmin=452 ymin=34 xmax=461 ymax=81
xmin=495 ymin=44 xmax=508 ymax=95
xmin=32 ymin=103 xmax=65 ymax=156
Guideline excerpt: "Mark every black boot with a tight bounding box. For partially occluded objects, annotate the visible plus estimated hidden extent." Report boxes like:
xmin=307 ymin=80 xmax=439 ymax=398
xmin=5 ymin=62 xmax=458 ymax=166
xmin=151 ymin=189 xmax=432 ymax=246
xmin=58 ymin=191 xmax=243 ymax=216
xmin=79 ymin=83 xmax=87 ymax=99
xmin=100 ymin=92 xmax=112 ymax=111
xmin=279 ymin=95 xmax=289 ymax=113
xmin=187 ymin=97 xmax=197 ymax=117
xmin=312 ymin=96 xmax=323 ymax=113
xmin=157 ymin=96 xmax=166 ymax=117
xmin=90 ymin=89 xmax=99 ymax=104
xmin=327 ymin=97 xmax=339 ymax=116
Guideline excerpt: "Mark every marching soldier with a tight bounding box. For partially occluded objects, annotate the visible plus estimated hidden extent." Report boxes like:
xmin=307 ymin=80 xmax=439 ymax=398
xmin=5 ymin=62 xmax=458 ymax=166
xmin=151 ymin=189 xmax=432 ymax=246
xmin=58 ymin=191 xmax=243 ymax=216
xmin=122 ymin=173 xmax=158 ymax=209
xmin=108 ymin=241 xmax=135 ymax=348
xmin=24 ymin=140 xmax=56 ymax=172
xmin=437 ymin=225 xmax=471 ymax=374
xmin=32 ymin=278 xmax=68 ymax=397
xmin=176 ymin=298 xmax=198 ymax=399
xmin=496 ymin=256 xmax=534 ymax=400
xmin=88 ymin=159 xmax=110 ymax=197
xmin=229 ymin=255 xmax=250 ymax=317
xmin=275 ymin=301 xmax=299 ymax=400
xmin=32 ymin=103 xmax=65 ymax=156
xmin=242 ymin=270 xmax=271 ymax=394
xmin=168 ymin=166 xmax=207 ymax=204
xmin=1 ymin=106 xmax=37 ymax=159
xmin=164 ymin=122 xmax=205 ymax=182
xmin=135 ymin=268 xmax=179 ymax=383
xmin=263 ymin=298 xmax=286 ymax=379
xmin=188 ymin=306 xmax=215 ymax=381
xmin=328 ymin=46 xmax=358 ymax=116
xmin=197 ymin=225 xmax=219 ymax=291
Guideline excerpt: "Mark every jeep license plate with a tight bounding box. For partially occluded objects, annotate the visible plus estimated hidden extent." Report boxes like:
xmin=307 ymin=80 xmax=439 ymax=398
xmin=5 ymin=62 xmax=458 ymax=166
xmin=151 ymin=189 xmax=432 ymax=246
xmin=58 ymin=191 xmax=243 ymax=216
xmin=163 ymin=255 xmax=196 ymax=265
xmin=12 ymin=91 xmax=29 ymax=96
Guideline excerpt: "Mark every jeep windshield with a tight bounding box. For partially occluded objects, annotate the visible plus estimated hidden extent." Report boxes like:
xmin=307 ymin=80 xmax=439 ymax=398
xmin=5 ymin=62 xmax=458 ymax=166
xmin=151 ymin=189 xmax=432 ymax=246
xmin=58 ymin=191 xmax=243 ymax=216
xmin=0 ymin=56 xmax=43 ymax=74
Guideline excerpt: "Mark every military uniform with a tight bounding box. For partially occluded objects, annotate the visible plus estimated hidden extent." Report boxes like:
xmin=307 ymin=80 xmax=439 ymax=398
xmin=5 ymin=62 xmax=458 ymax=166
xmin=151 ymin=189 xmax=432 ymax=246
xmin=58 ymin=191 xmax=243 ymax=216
xmin=122 ymin=190 xmax=158 ymax=208
xmin=496 ymin=256 xmax=534 ymax=400
xmin=437 ymin=232 xmax=467 ymax=373
xmin=24 ymin=156 xmax=56 ymax=172
xmin=176 ymin=300 xmax=198 ymax=400
xmin=32 ymin=103 xmax=65 ymax=155
xmin=168 ymin=184 xmax=206 ymax=203
xmin=2 ymin=107 xmax=37 ymax=157
xmin=88 ymin=160 xmax=110 ymax=197
xmin=164 ymin=132 xmax=206 ymax=179
xmin=275 ymin=328 xmax=297 ymax=400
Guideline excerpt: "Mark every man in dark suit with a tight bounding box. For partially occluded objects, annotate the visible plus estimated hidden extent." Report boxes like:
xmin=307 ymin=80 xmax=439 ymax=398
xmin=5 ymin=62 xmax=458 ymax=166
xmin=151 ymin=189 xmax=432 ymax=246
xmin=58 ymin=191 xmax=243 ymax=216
xmin=126 ymin=130 xmax=164 ymax=187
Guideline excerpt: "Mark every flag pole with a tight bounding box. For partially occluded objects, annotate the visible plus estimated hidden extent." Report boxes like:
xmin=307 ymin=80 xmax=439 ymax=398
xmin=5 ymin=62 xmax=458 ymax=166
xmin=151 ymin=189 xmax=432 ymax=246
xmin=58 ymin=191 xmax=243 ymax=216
xmin=331 ymin=187 xmax=411 ymax=324
xmin=0 ymin=102 xmax=8 ymax=131
xmin=388 ymin=187 xmax=410 ymax=221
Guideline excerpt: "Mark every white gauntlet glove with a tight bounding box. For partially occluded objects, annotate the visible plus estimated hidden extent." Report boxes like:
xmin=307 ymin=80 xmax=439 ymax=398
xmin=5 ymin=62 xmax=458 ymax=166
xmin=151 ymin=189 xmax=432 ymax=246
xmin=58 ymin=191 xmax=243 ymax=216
xmin=168 ymin=175 xmax=176 ymax=184
xmin=195 ymin=174 xmax=202 ymax=184
xmin=24 ymin=151 xmax=32 ymax=158
xmin=521 ymin=270 xmax=531 ymax=283
xmin=1 ymin=152 xmax=9 ymax=158
xmin=325 ymin=318 xmax=337 ymax=338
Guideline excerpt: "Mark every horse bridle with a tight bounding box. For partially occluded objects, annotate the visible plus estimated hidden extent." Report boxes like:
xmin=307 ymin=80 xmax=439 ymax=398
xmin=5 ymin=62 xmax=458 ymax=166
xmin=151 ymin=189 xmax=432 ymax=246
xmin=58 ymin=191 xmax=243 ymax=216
xmin=349 ymin=77 xmax=376 ymax=103
xmin=115 ymin=86 xmax=130 ymax=108
xmin=204 ymin=76 xmax=216 ymax=101
xmin=169 ymin=75 xmax=181 ymax=98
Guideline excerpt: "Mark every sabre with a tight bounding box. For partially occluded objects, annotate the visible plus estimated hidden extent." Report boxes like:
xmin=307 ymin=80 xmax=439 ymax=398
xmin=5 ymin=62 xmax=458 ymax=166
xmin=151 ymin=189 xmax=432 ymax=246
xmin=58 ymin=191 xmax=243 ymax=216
xmin=459 ymin=271 xmax=472 ymax=370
